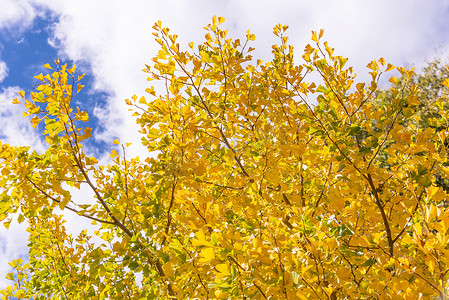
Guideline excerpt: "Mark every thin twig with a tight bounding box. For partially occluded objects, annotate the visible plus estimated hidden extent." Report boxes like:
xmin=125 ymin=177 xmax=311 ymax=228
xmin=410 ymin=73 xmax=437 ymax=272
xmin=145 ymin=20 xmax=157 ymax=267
xmin=26 ymin=176 xmax=115 ymax=225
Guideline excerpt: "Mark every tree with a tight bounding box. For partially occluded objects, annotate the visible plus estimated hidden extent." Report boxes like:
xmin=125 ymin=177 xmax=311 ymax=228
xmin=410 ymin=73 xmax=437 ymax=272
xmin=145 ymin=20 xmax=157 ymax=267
xmin=407 ymin=57 xmax=449 ymax=127
xmin=374 ymin=58 xmax=449 ymax=194
xmin=1 ymin=16 xmax=449 ymax=299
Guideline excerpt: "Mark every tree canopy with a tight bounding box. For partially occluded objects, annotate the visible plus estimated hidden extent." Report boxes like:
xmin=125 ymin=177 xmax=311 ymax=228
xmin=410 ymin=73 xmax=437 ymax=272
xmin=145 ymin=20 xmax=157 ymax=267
xmin=1 ymin=16 xmax=449 ymax=299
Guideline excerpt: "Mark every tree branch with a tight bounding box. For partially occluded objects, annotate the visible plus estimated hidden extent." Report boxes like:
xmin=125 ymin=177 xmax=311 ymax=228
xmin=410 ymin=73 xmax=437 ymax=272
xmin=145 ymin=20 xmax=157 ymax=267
xmin=26 ymin=176 xmax=115 ymax=225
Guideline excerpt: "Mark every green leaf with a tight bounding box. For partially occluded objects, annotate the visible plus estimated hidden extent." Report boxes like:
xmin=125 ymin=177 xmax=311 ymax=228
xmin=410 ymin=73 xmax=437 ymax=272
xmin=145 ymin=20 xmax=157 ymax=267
xmin=316 ymin=85 xmax=328 ymax=93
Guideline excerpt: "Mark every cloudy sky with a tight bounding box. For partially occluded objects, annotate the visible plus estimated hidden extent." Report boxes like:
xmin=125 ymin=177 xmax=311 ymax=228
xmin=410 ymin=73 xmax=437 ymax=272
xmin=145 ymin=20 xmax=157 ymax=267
xmin=0 ymin=0 xmax=448 ymax=290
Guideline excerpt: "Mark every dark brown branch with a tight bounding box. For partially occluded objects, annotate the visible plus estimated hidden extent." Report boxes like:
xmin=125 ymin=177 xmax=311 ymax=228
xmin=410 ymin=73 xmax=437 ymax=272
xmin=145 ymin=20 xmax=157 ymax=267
xmin=312 ymin=162 xmax=333 ymax=217
xmin=161 ymin=180 xmax=177 ymax=247
xmin=288 ymin=71 xmax=394 ymax=257
xmin=337 ymin=249 xmax=360 ymax=287
xmin=69 ymin=149 xmax=134 ymax=236
xmin=299 ymin=274 xmax=321 ymax=299
xmin=314 ymin=61 xmax=351 ymax=119
xmin=365 ymin=173 xmax=394 ymax=257
xmin=121 ymin=144 xmax=130 ymax=223
xmin=191 ymin=202 xmax=209 ymax=226
xmin=366 ymin=111 xmax=400 ymax=170
xmin=253 ymin=282 xmax=268 ymax=300
xmin=154 ymin=257 xmax=176 ymax=297
xmin=26 ymin=176 xmax=115 ymax=225
xmin=392 ymin=203 xmax=418 ymax=244
xmin=198 ymin=180 xmax=244 ymax=190
xmin=377 ymin=244 xmax=443 ymax=298
xmin=62 ymin=92 xmax=176 ymax=296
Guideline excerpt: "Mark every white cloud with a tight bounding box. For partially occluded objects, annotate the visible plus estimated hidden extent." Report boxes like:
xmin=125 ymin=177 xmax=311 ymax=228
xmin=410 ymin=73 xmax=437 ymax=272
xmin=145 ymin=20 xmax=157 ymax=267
xmin=0 ymin=0 xmax=37 ymax=33
xmin=0 ymin=89 xmax=38 ymax=288
xmin=0 ymin=87 xmax=46 ymax=151
xmin=0 ymin=61 xmax=7 ymax=83
xmin=0 ymin=87 xmax=104 ymax=289
xmin=307 ymin=1 xmax=449 ymax=72
xmin=0 ymin=219 xmax=29 ymax=289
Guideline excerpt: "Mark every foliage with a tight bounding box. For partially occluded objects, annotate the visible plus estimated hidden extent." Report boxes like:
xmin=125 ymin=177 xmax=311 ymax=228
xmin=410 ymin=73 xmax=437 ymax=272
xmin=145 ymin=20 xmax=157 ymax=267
xmin=1 ymin=16 xmax=449 ymax=299
xmin=410 ymin=58 xmax=449 ymax=125
xmin=375 ymin=57 xmax=449 ymax=129
xmin=375 ymin=58 xmax=449 ymax=194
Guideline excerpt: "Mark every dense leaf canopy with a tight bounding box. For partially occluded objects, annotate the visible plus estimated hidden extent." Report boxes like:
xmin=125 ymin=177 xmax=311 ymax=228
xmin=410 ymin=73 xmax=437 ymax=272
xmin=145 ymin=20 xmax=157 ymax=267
xmin=1 ymin=16 xmax=449 ymax=299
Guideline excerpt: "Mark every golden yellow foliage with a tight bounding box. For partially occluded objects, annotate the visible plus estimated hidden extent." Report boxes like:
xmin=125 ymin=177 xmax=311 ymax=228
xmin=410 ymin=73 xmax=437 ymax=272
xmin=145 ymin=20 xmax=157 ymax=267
xmin=1 ymin=16 xmax=449 ymax=299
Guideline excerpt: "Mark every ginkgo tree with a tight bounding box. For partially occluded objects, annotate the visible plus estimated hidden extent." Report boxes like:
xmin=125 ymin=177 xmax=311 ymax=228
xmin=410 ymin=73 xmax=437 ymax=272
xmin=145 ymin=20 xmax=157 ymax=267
xmin=1 ymin=16 xmax=449 ymax=299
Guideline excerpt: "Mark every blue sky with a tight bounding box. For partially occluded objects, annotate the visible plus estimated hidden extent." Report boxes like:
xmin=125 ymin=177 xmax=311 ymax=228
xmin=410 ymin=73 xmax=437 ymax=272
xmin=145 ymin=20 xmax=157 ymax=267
xmin=0 ymin=0 xmax=449 ymax=291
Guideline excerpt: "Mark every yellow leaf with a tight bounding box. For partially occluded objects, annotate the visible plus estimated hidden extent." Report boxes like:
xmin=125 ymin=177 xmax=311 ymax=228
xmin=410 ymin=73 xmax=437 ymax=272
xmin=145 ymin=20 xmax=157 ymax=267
xmin=44 ymin=63 xmax=53 ymax=69
xmin=214 ymin=290 xmax=228 ymax=299
xmin=18 ymin=90 xmax=25 ymax=99
xmin=3 ymin=219 xmax=11 ymax=229
xmin=139 ymin=96 xmax=146 ymax=104
xmin=192 ymin=231 xmax=209 ymax=247
xmin=77 ymin=84 xmax=85 ymax=93
xmin=87 ymin=157 xmax=98 ymax=165
xmin=163 ymin=261 xmax=174 ymax=277
xmin=296 ymin=292 xmax=309 ymax=300
xmin=399 ymin=257 xmax=410 ymax=267
xmin=442 ymin=78 xmax=449 ymax=88
xmin=30 ymin=116 xmax=41 ymax=128
xmin=12 ymin=98 xmax=20 ymax=104
xmin=13 ymin=290 xmax=26 ymax=298
xmin=302 ymin=52 xmax=311 ymax=62
xmin=81 ymin=127 xmax=92 ymax=140
xmin=386 ymin=63 xmax=395 ymax=72
xmin=301 ymin=264 xmax=313 ymax=274
xmin=246 ymin=30 xmax=255 ymax=41
xmin=75 ymin=107 xmax=89 ymax=122
xmin=194 ymin=163 xmax=207 ymax=176
xmin=414 ymin=222 xmax=422 ymax=236
xmin=436 ymin=232 xmax=448 ymax=245
xmin=372 ymin=232 xmax=384 ymax=244
xmin=216 ymin=263 xmax=230 ymax=276
xmin=113 ymin=139 xmax=120 ymax=145
xmin=113 ymin=241 xmax=126 ymax=253
xmin=323 ymin=286 xmax=334 ymax=296
xmin=145 ymin=87 xmax=156 ymax=96
xmin=5 ymin=272 xmax=14 ymax=281
xmin=441 ymin=216 xmax=449 ymax=232
xmin=318 ymin=29 xmax=325 ymax=39
xmin=366 ymin=60 xmax=378 ymax=71
xmin=253 ymin=237 xmax=262 ymax=252
xmin=199 ymin=247 xmax=214 ymax=263
xmin=311 ymin=30 xmax=318 ymax=43
xmin=68 ymin=64 xmax=76 ymax=75
xmin=34 ymin=73 xmax=44 ymax=81
xmin=110 ymin=150 xmax=118 ymax=158
xmin=427 ymin=258 xmax=435 ymax=273
xmin=389 ymin=76 xmax=398 ymax=85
